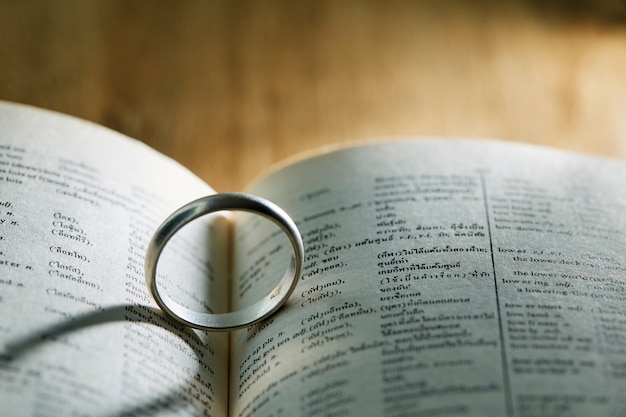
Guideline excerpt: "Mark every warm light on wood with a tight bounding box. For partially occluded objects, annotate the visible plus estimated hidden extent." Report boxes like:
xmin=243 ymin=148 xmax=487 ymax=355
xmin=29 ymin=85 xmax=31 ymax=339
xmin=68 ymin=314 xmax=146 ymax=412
xmin=1 ymin=0 xmax=625 ymax=191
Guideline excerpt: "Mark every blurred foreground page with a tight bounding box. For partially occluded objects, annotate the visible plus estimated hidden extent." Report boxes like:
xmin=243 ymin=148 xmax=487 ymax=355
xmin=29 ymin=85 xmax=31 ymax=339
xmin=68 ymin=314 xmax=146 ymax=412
xmin=0 ymin=103 xmax=229 ymax=417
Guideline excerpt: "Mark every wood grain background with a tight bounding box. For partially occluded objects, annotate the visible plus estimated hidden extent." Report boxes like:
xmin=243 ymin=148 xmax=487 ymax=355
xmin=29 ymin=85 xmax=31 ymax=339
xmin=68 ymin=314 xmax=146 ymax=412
xmin=1 ymin=0 xmax=625 ymax=191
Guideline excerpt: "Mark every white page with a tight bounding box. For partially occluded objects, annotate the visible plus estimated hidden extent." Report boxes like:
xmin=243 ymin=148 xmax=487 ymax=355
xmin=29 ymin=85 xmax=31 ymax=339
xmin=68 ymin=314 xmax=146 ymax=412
xmin=229 ymin=140 xmax=626 ymax=417
xmin=0 ymin=103 xmax=229 ymax=417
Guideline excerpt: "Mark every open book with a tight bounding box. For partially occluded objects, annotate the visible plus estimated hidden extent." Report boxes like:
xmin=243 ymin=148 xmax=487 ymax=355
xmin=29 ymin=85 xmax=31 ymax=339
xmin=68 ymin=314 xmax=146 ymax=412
xmin=1 ymin=102 xmax=625 ymax=417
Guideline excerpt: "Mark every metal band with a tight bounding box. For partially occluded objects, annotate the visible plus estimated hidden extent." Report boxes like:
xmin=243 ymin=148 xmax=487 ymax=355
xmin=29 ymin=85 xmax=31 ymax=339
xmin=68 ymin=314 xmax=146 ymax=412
xmin=145 ymin=192 xmax=303 ymax=331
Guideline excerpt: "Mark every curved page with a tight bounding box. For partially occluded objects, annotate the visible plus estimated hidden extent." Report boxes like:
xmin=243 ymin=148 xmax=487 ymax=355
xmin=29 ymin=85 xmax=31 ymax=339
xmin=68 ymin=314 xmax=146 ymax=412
xmin=230 ymin=140 xmax=626 ymax=417
xmin=0 ymin=103 xmax=229 ymax=417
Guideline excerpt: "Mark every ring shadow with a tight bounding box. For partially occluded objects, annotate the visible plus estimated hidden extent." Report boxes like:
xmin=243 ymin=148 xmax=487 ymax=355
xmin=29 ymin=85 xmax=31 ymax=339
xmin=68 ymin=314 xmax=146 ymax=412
xmin=2 ymin=304 xmax=224 ymax=417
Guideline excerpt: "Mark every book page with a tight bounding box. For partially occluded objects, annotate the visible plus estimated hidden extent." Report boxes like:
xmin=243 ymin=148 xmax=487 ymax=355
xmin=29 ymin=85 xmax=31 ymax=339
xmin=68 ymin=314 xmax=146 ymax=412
xmin=0 ymin=103 xmax=229 ymax=417
xmin=229 ymin=140 xmax=626 ymax=417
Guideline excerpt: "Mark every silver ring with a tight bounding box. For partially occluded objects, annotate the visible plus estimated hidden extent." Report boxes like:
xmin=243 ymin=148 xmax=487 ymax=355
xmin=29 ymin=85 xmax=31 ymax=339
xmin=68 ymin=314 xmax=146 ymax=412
xmin=145 ymin=192 xmax=303 ymax=331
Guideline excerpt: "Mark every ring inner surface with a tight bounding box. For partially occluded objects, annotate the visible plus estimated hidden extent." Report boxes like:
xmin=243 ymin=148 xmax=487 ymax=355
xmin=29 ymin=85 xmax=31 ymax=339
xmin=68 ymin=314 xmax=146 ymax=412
xmin=150 ymin=200 xmax=301 ymax=331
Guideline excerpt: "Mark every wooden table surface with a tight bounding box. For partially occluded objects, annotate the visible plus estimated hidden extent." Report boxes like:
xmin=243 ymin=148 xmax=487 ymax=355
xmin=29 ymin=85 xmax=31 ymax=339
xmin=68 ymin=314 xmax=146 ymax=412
xmin=1 ymin=0 xmax=625 ymax=191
